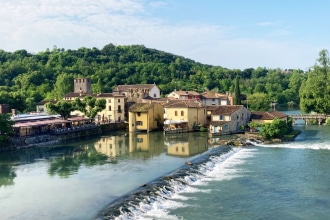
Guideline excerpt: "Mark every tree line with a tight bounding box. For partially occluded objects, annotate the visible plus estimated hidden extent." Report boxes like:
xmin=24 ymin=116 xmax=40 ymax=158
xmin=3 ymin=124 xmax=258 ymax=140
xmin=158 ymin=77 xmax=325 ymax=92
xmin=0 ymin=44 xmax=328 ymax=114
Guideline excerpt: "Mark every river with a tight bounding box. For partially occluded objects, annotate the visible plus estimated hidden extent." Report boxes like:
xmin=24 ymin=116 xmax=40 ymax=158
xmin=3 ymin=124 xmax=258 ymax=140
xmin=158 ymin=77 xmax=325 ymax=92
xmin=1 ymin=113 xmax=330 ymax=219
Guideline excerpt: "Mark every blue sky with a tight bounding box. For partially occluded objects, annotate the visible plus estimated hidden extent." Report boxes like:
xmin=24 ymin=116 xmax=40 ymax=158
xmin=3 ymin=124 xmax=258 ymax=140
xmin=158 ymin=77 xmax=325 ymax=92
xmin=0 ymin=0 xmax=329 ymax=70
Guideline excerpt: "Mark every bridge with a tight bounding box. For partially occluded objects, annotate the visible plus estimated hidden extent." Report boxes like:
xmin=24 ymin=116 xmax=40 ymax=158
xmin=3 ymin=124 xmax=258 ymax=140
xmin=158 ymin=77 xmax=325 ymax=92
xmin=289 ymin=114 xmax=328 ymax=125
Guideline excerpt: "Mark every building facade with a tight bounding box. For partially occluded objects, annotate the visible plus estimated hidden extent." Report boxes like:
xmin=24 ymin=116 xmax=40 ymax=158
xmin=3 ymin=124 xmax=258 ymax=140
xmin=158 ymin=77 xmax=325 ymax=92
xmin=164 ymin=100 xmax=207 ymax=131
xmin=209 ymin=105 xmax=250 ymax=135
xmin=128 ymin=102 xmax=164 ymax=132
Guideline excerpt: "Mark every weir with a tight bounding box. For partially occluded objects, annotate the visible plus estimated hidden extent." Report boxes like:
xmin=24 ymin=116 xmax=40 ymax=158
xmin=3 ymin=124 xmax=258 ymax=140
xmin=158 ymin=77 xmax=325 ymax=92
xmin=95 ymin=146 xmax=234 ymax=220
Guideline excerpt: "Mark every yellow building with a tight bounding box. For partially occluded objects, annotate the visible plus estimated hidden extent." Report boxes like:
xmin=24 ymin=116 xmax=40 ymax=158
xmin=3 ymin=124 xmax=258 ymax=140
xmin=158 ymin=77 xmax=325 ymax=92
xmin=250 ymin=111 xmax=288 ymax=124
xmin=94 ymin=135 xmax=128 ymax=157
xmin=165 ymin=134 xmax=208 ymax=157
xmin=164 ymin=100 xmax=206 ymax=131
xmin=128 ymin=102 xmax=164 ymax=132
xmin=128 ymin=133 xmax=164 ymax=156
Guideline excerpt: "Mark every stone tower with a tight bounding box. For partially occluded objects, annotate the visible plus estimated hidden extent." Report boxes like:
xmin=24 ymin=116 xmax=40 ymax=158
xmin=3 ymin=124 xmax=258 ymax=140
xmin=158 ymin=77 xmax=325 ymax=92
xmin=74 ymin=78 xmax=92 ymax=94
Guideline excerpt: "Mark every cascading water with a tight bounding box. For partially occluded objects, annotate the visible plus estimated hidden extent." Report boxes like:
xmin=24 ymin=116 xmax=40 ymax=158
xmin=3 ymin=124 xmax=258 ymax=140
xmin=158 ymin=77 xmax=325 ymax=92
xmin=95 ymin=146 xmax=245 ymax=220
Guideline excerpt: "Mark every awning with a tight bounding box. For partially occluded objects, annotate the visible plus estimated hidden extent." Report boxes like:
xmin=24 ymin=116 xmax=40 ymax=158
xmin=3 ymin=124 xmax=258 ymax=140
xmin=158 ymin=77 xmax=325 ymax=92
xmin=164 ymin=119 xmax=189 ymax=125
xmin=13 ymin=119 xmax=68 ymax=128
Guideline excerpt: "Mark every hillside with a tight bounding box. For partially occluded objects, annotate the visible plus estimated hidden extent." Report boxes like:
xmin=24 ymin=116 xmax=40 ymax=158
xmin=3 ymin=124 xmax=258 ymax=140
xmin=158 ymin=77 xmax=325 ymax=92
xmin=0 ymin=44 xmax=304 ymax=112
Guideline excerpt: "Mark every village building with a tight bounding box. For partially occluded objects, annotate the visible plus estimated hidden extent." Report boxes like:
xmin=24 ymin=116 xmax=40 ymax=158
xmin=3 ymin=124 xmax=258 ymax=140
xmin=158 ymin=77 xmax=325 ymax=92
xmin=63 ymin=92 xmax=126 ymax=123
xmin=0 ymin=104 xmax=10 ymax=114
xmin=167 ymin=90 xmax=201 ymax=100
xmin=200 ymin=91 xmax=234 ymax=106
xmin=128 ymin=102 xmax=164 ymax=132
xmin=209 ymin=105 xmax=250 ymax=136
xmin=250 ymin=111 xmax=288 ymax=124
xmin=113 ymin=83 xmax=160 ymax=99
xmin=163 ymin=100 xmax=206 ymax=132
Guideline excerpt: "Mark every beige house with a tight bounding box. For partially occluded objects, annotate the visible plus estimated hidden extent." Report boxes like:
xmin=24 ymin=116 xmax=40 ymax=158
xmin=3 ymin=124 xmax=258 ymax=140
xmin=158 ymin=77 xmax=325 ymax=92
xmin=200 ymin=91 xmax=234 ymax=106
xmin=164 ymin=100 xmax=207 ymax=131
xmin=113 ymin=83 xmax=160 ymax=99
xmin=128 ymin=102 xmax=164 ymax=132
xmin=167 ymin=90 xmax=201 ymax=100
xmin=209 ymin=105 xmax=250 ymax=135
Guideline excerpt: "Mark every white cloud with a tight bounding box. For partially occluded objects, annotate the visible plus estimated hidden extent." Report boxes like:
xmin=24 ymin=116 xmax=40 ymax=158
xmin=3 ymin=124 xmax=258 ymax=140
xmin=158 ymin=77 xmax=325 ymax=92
xmin=0 ymin=0 xmax=323 ymax=70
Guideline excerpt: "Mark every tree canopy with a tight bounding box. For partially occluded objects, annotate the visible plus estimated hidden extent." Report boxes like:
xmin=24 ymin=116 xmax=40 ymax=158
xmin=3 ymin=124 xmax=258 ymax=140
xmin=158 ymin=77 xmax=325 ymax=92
xmin=0 ymin=44 xmax=317 ymax=113
xmin=300 ymin=49 xmax=330 ymax=114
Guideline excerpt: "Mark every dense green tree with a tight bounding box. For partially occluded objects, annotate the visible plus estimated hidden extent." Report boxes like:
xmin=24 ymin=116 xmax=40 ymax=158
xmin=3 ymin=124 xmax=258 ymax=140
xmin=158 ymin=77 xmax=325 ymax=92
xmin=300 ymin=49 xmax=330 ymax=114
xmin=46 ymin=100 xmax=75 ymax=119
xmin=234 ymin=75 xmax=242 ymax=105
xmin=52 ymin=73 xmax=74 ymax=99
xmin=0 ymin=114 xmax=14 ymax=145
xmin=260 ymin=118 xmax=288 ymax=139
xmin=247 ymin=93 xmax=271 ymax=111
xmin=74 ymin=96 xmax=106 ymax=120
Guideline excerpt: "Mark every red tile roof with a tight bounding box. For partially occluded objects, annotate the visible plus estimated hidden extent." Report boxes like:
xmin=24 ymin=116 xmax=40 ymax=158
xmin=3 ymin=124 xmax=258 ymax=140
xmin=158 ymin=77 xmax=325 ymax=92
xmin=164 ymin=100 xmax=204 ymax=108
xmin=251 ymin=111 xmax=288 ymax=120
xmin=212 ymin=105 xmax=243 ymax=115
xmin=129 ymin=103 xmax=160 ymax=112
xmin=113 ymin=84 xmax=156 ymax=92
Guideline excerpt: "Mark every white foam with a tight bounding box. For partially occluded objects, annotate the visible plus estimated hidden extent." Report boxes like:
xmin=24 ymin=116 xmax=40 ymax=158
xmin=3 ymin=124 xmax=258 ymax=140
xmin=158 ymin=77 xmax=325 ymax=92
xmin=116 ymin=147 xmax=258 ymax=220
xmin=253 ymin=141 xmax=330 ymax=150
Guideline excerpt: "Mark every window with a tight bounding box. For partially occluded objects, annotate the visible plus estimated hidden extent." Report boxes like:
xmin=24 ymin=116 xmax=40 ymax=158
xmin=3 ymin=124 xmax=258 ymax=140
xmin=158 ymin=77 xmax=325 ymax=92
xmin=118 ymin=105 xmax=122 ymax=113
xmin=137 ymin=138 xmax=143 ymax=143
xmin=137 ymin=112 xmax=141 ymax=116
xmin=118 ymin=99 xmax=121 ymax=103
xmin=237 ymin=115 xmax=239 ymax=120
xmin=109 ymin=106 xmax=111 ymax=111
xmin=154 ymin=94 xmax=156 ymax=97
xmin=182 ymin=147 xmax=185 ymax=152
xmin=219 ymin=115 xmax=223 ymax=120
xmin=108 ymin=99 xmax=111 ymax=103
xmin=137 ymin=121 xmax=143 ymax=125
xmin=181 ymin=111 xmax=184 ymax=116
xmin=175 ymin=111 xmax=178 ymax=116
xmin=109 ymin=144 xmax=112 ymax=149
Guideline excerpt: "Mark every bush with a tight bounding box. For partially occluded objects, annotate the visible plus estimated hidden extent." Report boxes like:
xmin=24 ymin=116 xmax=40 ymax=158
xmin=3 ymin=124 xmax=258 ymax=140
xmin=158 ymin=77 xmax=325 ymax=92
xmin=260 ymin=118 xmax=288 ymax=139
xmin=325 ymin=118 xmax=330 ymax=126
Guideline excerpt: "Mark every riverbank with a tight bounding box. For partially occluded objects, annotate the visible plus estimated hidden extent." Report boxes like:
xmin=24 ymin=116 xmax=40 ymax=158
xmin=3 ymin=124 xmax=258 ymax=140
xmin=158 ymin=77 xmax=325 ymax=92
xmin=1 ymin=122 xmax=127 ymax=152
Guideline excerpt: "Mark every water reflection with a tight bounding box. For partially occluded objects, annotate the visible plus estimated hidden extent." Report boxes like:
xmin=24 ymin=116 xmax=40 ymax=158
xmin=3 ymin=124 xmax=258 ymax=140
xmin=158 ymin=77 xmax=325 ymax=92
xmin=165 ymin=133 xmax=209 ymax=157
xmin=0 ymin=164 xmax=16 ymax=187
xmin=47 ymin=145 xmax=109 ymax=178
xmin=0 ymin=132 xmax=235 ymax=182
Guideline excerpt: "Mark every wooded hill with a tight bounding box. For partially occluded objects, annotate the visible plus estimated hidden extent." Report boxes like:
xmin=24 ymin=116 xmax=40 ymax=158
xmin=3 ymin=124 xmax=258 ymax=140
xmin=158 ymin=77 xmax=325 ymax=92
xmin=0 ymin=44 xmax=307 ymax=112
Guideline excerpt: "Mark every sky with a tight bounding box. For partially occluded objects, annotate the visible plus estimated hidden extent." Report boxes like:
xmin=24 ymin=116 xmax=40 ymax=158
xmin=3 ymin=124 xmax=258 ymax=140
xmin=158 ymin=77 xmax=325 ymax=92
xmin=1 ymin=0 xmax=329 ymax=70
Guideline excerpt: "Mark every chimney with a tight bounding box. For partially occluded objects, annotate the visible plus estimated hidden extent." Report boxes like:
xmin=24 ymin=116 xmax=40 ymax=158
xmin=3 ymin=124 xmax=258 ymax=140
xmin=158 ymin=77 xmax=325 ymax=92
xmin=11 ymin=109 xmax=17 ymax=117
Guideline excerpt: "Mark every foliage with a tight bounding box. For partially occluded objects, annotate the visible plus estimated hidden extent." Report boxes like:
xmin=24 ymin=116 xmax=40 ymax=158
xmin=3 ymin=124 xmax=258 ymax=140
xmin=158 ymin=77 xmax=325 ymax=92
xmin=74 ymin=96 xmax=106 ymax=119
xmin=234 ymin=75 xmax=242 ymax=105
xmin=0 ymin=114 xmax=14 ymax=145
xmin=247 ymin=93 xmax=271 ymax=111
xmin=300 ymin=49 xmax=330 ymax=114
xmin=46 ymin=100 xmax=75 ymax=119
xmin=248 ymin=121 xmax=260 ymax=129
xmin=259 ymin=118 xmax=289 ymax=139
xmin=0 ymin=44 xmax=311 ymax=113
xmin=325 ymin=118 xmax=330 ymax=126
